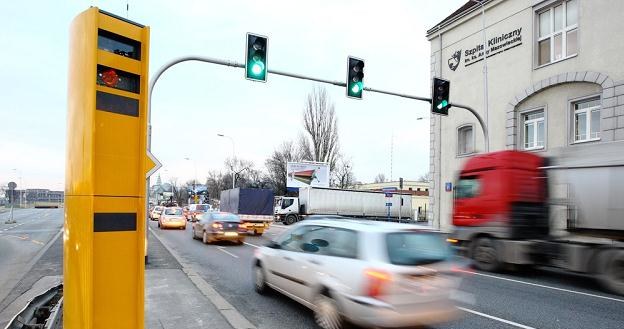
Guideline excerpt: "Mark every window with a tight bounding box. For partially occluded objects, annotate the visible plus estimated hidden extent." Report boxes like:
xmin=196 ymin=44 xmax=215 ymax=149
xmin=457 ymin=125 xmax=474 ymax=155
xmin=522 ymin=110 xmax=545 ymax=150
xmin=573 ymin=98 xmax=601 ymax=142
xmin=537 ymin=0 xmax=578 ymax=66
xmin=278 ymin=226 xmax=314 ymax=252
xmin=385 ymin=232 xmax=451 ymax=266
xmin=454 ymin=177 xmax=481 ymax=199
xmin=281 ymin=198 xmax=294 ymax=209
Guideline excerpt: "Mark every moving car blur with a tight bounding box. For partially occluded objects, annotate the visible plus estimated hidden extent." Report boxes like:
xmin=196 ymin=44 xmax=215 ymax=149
xmin=158 ymin=207 xmax=187 ymax=230
xmin=187 ymin=203 xmax=212 ymax=221
xmin=149 ymin=206 xmax=164 ymax=221
xmin=192 ymin=212 xmax=244 ymax=245
xmin=253 ymin=218 xmax=470 ymax=329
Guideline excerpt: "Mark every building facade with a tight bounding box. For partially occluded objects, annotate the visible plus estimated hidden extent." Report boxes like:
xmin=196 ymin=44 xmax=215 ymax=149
xmin=355 ymin=180 xmax=429 ymax=221
xmin=427 ymin=0 xmax=624 ymax=231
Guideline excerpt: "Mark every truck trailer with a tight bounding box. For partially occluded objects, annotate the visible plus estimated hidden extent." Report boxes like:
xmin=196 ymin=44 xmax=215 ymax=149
xmin=449 ymin=141 xmax=624 ymax=295
xmin=220 ymin=188 xmax=274 ymax=236
xmin=274 ymin=187 xmax=413 ymax=225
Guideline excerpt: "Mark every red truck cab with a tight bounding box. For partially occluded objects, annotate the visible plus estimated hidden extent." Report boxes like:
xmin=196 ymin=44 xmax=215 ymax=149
xmin=451 ymin=151 xmax=550 ymax=269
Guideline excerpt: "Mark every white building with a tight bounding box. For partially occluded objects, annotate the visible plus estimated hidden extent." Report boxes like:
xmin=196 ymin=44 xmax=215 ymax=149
xmin=427 ymin=0 xmax=624 ymax=231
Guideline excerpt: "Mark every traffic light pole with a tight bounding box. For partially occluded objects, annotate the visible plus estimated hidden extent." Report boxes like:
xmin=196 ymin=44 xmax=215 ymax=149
xmin=449 ymin=102 xmax=489 ymax=152
xmin=146 ymin=58 xmax=490 ymax=207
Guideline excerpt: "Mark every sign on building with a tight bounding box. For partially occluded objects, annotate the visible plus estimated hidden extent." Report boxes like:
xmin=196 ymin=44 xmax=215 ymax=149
xmin=286 ymin=162 xmax=330 ymax=189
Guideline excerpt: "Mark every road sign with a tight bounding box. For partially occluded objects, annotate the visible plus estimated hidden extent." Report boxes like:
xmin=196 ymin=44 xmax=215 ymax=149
xmin=445 ymin=182 xmax=453 ymax=192
xmin=8 ymin=182 xmax=16 ymax=190
xmin=386 ymin=202 xmax=393 ymax=207
xmin=382 ymin=187 xmax=397 ymax=198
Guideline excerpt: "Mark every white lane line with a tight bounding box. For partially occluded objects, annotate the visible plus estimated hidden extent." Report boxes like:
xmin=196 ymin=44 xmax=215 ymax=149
xmin=31 ymin=240 xmax=44 ymax=245
xmin=243 ymin=242 xmax=260 ymax=248
xmin=217 ymin=246 xmax=239 ymax=258
xmin=458 ymin=269 xmax=624 ymax=303
xmin=459 ymin=307 xmax=536 ymax=329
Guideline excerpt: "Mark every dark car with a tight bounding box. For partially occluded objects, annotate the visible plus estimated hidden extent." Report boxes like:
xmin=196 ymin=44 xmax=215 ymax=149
xmin=191 ymin=212 xmax=243 ymax=245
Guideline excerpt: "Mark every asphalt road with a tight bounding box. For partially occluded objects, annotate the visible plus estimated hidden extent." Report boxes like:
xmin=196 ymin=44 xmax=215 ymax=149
xmin=150 ymin=220 xmax=624 ymax=329
xmin=0 ymin=208 xmax=63 ymax=305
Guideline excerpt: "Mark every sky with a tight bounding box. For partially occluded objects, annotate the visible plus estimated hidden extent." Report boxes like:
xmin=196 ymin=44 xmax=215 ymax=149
xmin=0 ymin=0 xmax=466 ymax=190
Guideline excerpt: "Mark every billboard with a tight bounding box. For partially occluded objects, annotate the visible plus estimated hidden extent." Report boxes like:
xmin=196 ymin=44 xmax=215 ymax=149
xmin=286 ymin=161 xmax=330 ymax=189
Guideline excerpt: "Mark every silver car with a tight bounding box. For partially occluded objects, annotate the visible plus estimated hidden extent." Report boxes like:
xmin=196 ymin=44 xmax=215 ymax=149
xmin=252 ymin=219 xmax=467 ymax=329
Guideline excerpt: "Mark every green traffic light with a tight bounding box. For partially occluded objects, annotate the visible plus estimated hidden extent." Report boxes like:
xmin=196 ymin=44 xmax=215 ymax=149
xmin=251 ymin=62 xmax=264 ymax=76
xmin=437 ymin=100 xmax=448 ymax=110
xmin=351 ymin=84 xmax=360 ymax=94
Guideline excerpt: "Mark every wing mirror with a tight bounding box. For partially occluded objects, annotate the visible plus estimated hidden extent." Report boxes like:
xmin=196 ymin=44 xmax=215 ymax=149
xmin=300 ymin=243 xmax=320 ymax=253
xmin=265 ymin=241 xmax=281 ymax=249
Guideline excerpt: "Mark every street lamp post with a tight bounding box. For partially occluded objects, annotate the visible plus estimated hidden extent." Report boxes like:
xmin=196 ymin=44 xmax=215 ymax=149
xmin=184 ymin=157 xmax=198 ymax=203
xmin=217 ymin=134 xmax=236 ymax=189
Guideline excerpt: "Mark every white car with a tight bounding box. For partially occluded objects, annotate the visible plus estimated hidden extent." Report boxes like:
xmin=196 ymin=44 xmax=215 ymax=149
xmin=149 ymin=206 xmax=164 ymax=221
xmin=252 ymin=219 xmax=467 ymax=329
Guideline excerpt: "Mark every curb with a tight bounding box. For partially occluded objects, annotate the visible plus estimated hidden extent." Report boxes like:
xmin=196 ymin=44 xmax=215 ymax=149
xmin=0 ymin=228 xmax=63 ymax=311
xmin=148 ymin=227 xmax=257 ymax=329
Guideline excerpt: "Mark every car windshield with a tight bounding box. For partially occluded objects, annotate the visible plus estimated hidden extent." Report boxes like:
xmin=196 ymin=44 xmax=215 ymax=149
xmin=212 ymin=213 xmax=239 ymax=222
xmin=195 ymin=205 xmax=209 ymax=211
xmin=386 ymin=232 xmax=451 ymax=266
xmin=164 ymin=208 xmax=183 ymax=215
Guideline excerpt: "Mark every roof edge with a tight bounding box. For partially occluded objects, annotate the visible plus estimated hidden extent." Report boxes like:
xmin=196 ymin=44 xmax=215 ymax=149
xmin=426 ymin=0 xmax=494 ymax=38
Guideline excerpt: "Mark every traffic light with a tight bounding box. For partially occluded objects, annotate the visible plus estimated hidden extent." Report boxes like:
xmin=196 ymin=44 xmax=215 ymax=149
xmin=246 ymin=33 xmax=268 ymax=82
xmin=432 ymin=77 xmax=450 ymax=115
xmin=399 ymin=177 xmax=404 ymax=190
xmin=346 ymin=57 xmax=364 ymax=99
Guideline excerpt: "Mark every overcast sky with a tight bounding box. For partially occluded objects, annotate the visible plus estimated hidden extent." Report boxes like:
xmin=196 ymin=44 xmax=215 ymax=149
xmin=0 ymin=0 xmax=466 ymax=190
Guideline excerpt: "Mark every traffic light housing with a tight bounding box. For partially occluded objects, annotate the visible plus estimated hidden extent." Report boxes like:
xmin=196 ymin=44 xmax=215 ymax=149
xmin=432 ymin=77 xmax=450 ymax=115
xmin=245 ymin=33 xmax=268 ymax=82
xmin=346 ymin=57 xmax=364 ymax=99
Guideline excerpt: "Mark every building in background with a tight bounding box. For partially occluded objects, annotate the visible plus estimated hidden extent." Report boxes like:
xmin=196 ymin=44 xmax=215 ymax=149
xmin=355 ymin=180 xmax=429 ymax=221
xmin=427 ymin=0 xmax=624 ymax=231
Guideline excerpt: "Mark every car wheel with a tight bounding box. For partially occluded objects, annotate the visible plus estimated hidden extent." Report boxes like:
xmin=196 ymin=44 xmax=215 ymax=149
xmin=285 ymin=215 xmax=297 ymax=225
xmin=202 ymin=231 xmax=210 ymax=244
xmin=157 ymin=222 xmax=161 ymax=228
xmin=254 ymin=264 xmax=269 ymax=294
xmin=314 ymin=293 xmax=345 ymax=329
xmin=601 ymin=250 xmax=624 ymax=295
xmin=254 ymin=230 xmax=263 ymax=237
xmin=472 ymin=237 xmax=501 ymax=272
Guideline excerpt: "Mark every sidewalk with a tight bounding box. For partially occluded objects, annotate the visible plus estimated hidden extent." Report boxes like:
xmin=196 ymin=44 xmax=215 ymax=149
xmin=0 ymin=229 xmax=235 ymax=329
xmin=146 ymin=229 xmax=233 ymax=329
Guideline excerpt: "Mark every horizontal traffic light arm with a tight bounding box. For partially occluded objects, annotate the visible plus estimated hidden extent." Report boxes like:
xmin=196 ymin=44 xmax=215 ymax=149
xmin=148 ymin=55 xmax=435 ymax=111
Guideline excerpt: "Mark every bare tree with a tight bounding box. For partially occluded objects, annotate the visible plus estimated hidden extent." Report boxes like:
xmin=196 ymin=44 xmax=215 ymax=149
xmin=265 ymin=141 xmax=301 ymax=195
xmin=417 ymin=172 xmax=432 ymax=182
xmin=374 ymin=173 xmax=387 ymax=183
xmin=331 ymin=156 xmax=356 ymax=189
xmin=300 ymin=87 xmax=340 ymax=168
xmin=206 ymin=170 xmax=228 ymax=202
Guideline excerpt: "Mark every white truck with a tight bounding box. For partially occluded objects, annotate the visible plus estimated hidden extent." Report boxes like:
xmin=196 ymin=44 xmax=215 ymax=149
xmin=274 ymin=187 xmax=413 ymax=225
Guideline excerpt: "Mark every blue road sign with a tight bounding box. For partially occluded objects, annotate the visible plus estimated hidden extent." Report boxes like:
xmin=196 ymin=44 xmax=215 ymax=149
xmin=385 ymin=202 xmax=393 ymax=206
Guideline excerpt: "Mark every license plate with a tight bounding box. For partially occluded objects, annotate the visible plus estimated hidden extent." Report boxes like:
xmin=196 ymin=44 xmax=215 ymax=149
xmin=224 ymin=232 xmax=238 ymax=237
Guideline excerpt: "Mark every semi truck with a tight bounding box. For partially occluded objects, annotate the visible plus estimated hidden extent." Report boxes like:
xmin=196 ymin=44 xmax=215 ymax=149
xmin=449 ymin=141 xmax=624 ymax=295
xmin=220 ymin=188 xmax=274 ymax=236
xmin=274 ymin=187 xmax=413 ymax=225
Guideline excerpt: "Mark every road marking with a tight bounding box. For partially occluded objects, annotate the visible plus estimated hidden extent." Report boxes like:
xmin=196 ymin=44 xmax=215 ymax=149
xmin=3 ymin=234 xmax=28 ymax=240
xmin=459 ymin=307 xmax=536 ymax=329
xmin=217 ymin=247 xmax=239 ymax=258
xmin=243 ymin=242 xmax=260 ymax=248
xmin=31 ymin=240 xmax=44 ymax=245
xmin=457 ymin=269 xmax=624 ymax=303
